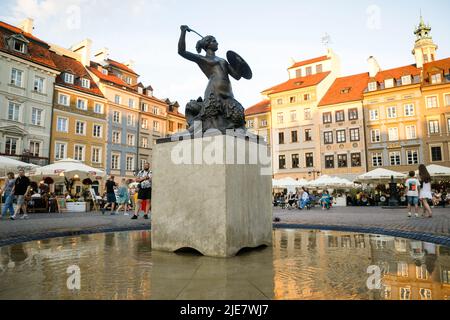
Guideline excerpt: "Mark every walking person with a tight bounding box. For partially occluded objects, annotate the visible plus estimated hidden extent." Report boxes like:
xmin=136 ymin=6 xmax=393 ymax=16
xmin=418 ymin=164 xmax=433 ymax=218
xmin=405 ymin=171 xmax=420 ymax=218
xmin=131 ymin=163 xmax=152 ymax=220
xmin=101 ymin=176 xmax=117 ymax=215
xmin=1 ymin=172 xmax=16 ymax=219
xmin=11 ymin=169 xmax=31 ymax=220
xmin=115 ymin=179 xmax=130 ymax=216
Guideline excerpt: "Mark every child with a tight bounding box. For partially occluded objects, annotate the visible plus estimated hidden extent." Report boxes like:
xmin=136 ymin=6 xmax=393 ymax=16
xmin=405 ymin=171 xmax=420 ymax=218
xmin=320 ymin=190 xmax=332 ymax=210
xmin=115 ymin=179 xmax=130 ymax=216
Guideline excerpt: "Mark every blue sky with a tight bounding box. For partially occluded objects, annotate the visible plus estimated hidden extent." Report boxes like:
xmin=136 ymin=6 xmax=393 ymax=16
xmin=1 ymin=0 xmax=449 ymax=110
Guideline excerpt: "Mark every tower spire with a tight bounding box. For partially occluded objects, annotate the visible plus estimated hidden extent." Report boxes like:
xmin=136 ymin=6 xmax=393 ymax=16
xmin=412 ymin=14 xmax=437 ymax=68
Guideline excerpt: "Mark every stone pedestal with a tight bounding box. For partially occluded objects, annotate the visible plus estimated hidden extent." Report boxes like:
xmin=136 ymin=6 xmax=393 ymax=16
xmin=151 ymin=134 xmax=273 ymax=258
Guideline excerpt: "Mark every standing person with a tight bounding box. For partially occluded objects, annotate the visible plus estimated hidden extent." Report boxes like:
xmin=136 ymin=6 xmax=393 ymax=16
xmin=405 ymin=171 xmax=420 ymax=218
xmin=131 ymin=163 xmax=152 ymax=220
xmin=101 ymin=176 xmax=117 ymax=215
xmin=11 ymin=169 xmax=31 ymax=220
xmin=418 ymin=164 xmax=433 ymax=218
xmin=115 ymin=179 xmax=130 ymax=216
xmin=1 ymin=172 xmax=16 ymax=219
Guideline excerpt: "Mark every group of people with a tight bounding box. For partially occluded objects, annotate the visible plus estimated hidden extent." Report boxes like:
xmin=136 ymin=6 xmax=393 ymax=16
xmin=101 ymin=162 xmax=153 ymax=220
xmin=274 ymin=188 xmax=333 ymax=211
xmin=405 ymin=164 xmax=435 ymax=218
xmin=0 ymin=169 xmax=32 ymax=220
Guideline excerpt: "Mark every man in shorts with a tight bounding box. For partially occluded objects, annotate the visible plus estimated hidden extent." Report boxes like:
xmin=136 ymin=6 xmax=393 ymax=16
xmin=405 ymin=171 xmax=420 ymax=218
xmin=131 ymin=162 xmax=152 ymax=220
xmin=11 ymin=169 xmax=31 ymax=220
xmin=102 ymin=176 xmax=117 ymax=215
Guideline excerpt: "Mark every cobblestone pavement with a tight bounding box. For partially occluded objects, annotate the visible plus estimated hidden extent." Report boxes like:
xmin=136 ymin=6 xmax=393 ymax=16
xmin=0 ymin=206 xmax=449 ymax=247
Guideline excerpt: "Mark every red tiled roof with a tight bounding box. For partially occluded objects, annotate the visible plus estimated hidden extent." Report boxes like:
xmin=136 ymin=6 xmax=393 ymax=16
xmin=50 ymin=52 xmax=104 ymax=97
xmin=423 ymin=57 xmax=450 ymax=78
xmin=288 ymin=55 xmax=329 ymax=70
xmin=88 ymin=61 xmax=134 ymax=89
xmin=168 ymin=110 xmax=185 ymax=119
xmin=262 ymin=72 xmax=331 ymax=95
xmin=373 ymin=64 xmax=421 ymax=83
xmin=107 ymin=59 xmax=138 ymax=75
xmin=0 ymin=21 xmax=57 ymax=69
xmin=318 ymin=73 xmax=369 ymax=107
xmin=245 ymin=100 xmax=271 ymax=116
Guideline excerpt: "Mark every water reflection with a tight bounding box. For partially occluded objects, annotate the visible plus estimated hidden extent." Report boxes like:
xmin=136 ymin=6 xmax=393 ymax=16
xmin=0 ymin=229 xmax=449 ymax=300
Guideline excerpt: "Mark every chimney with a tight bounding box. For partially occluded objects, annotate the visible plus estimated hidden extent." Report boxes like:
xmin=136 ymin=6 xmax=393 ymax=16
xmin=70 ymin=39 xmax=92 ymax=67
xmin=18 ymin=18 xmax=34 ymax=34
xmin=367 ymin=56 xmax=381 ymax=77
xmin=94 ymin=47 xmax=110 ymax=63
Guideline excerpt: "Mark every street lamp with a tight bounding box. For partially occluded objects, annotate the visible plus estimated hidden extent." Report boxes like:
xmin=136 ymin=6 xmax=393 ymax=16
xmin=308 ymin=170 xmax=321 ymax=180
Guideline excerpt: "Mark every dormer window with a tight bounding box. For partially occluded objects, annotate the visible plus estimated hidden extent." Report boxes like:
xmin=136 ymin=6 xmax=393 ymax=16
xmin=138 ymin=87 xmax=143 ymax=94
xmin=147 ymin=90 xmax=153 ymax=97
xmin=368 ymin=82 xmax=377 ymax=92
xmin=102 ymin=69 xmax=108 ymax=75
xmin=14 ymin=40 xmax=26 ymax=53
xmin=431 ymin=73 xmax=442 ymax=84
xmin=401 ymin=75 xmax=411 ymax=85
xmin=385 ymin=78 xmax=394 ymax=88
xmin=340 ymin=87 xmax=351 ymax=94
xmin=81 ymin=78 xmax=90 ymax=89
xmin=64 ymin=73 xmax=74 ymax=84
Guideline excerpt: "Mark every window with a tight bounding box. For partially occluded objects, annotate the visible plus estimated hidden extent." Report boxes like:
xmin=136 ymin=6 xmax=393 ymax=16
xmin=292 ymin=154 xmax=299 ymax=169
xmin=278 ymin=132 xmax=285 ymax=144
xmin=277 ymin=99 xmax=283 ymax=105
xmin=303 ymin=94 xmax=311 ymax=101
xmin=431 ymin=73 xmax=442 ymax=84
xmin=426 ymin=96 xmax=438 ymax=108
xmin=445 ymin=94 xmax=450 ymax=106
xmin=305 ymin=153 xmax=314 ymax=168
xmin=390 ymin=152 xmax=401 ymax=166
xmin=336 ymin=130 xmax=346 ymax=143
xmin=81 ymin=78 xmax=90 ymax=88
xmin=31 ymin=108 xmax=43 ymax=126
xmin=323 ymin=112 xmax=332 ymax=124
xmin=368 ymin=82 xmax=377 ymax=91
xmin=7 ymin=102 xmax=20 ymax=121
xmin=325 ymin=155 xmax=334 ymax=169
xmin=279 ymin=155 xmax=286 ymax=170
xmin=384 ymin=286 xmax=392 ymax=300
xmin=316 ymin=64 xmax=322 ymax=73
xmin=129 ymin=99 xmax=135 ymax=108
xmin=400 ymin=287 xmax=411 ymax=300
xmin=385 ymin=79 xmax=394 ymax=88
xmin=10 ymin=68 xmax=23 ymax=87
xmin=397 ymin=262 xmax=409 ymax=277
xmin=351 ymin=153 xmax=361 ymax=167
xmin=127 ymin=134 xmax=135 ymax=146
xmin=13 ymin=40 xmax=26 ymax=53
xmin=291 ymin=131 xmax=298 ymax=143
xmin=34 ymin=76 xmax=44 ymax=93
xmin=335 ymin=110 xmax=345 ymax=122
xmin=387 ymin=106 xmax=397 ymax=118
xmin=305 ymin=129 xmax=312 ymax=141
xmin=141 ymin=137 xmax=149 ymax=148
xmin=419 ymin=288 xmax=432 ymax=300
xmin=29 ymin=141 xmax=40 ymax=157
xmin=74 ymin=145 xmax=85 ymax=161
xmin=401 ymin=75 xmax=411 ymax=85
xmin=277 ymin=112 xmax=284 ymax=124
xmin=92 ymin=147 xmax=101 ymax=164
xmin=64 ymin=73 xmax=74 ymax=84
xmin=442 ymin=268 xmax=450 ymax=284
xmin=416 ymin=265 xmax=429 ymax=280
xmin=142 ymin=103 xmax=149 ymax=112
xmin=93 ymin=125 xmax=102 ymax=138
xmin=404 ymin=104 xmax=415 ymax=117
xmin=140 ymin=159 xmax=148 ymax=170
xmin=407 ymin=150 xmax=419 ymax=165
xmin=349 ymin=128 xmax=360 ymax=142
xmin=5 ymin=137 xmax=18 ymax=155
xmin=290 ymin=96 xmax=296 ymax=104
xmin=372 ymin=153 xmax=383 ymax=167
xmin=126 ymin=156 xmax=135 ymax=171
xmin=76 ymin=98 xmax=87 ymax=110
xmin=75 ymin=121 xmax=86 ymax=135
xmin=141 ymin=118 xmax=149 ymax=130
xmin=338 ymin=154 xmax=347 ymax=168
xmin=56 ymin=117 xmax=68 ymax=132
xmin=153 ymin=106 xmax=159 ymax=115
xmin=305 ymin=66 xmax=312 ymax=76
xmin=168 ymin=121 xmax=174 ymax=132
xmin=261 ymin=119 xmax=268 ymax=127
xmin=127 ymin=114 xmax=136 ymax=126
xmin=94 ymin=103 xmax=103 ymax=114
xmin=428 ymin=120 xmax=440 ymax=134
xmin=388 ymin=127 xmax=399 ymax=141
xmin=431 ymin=146 xmax=442 ymax=162
xmin=371 ymin=129 xmax=381 ymax=143
xmin=324 ymin=131 xmax=333 ymax=144
xmin=153 ymin=121 xmax=160 ymax=132
xmin=405 ymin=125 xmax=416 ymax=139
xmin=58 ymin=93 xmax=70 ymax=106
xmin=295 ymin=69 xmax=302 ymax=78
xmin=304 ymin=108 xmax=311 ymax=120
xmin=290 ymin=110 xmax=297 ymax=122
xmin=113 ymin=111 xmax=121 ymax=123
xmin=111 ymin=154 xmax=120 ymax=170
xmin=55 ymin=143 xmax=67 ymax=160
xmin=112 ymin=131 xmax=121 ymax=144
xmin=448 ymin=118 xmax=450 ymax=133
xmin=348 ymin=108 xmax=358 ymax=120
xmin=369 ymin=109 xmax=379 ymax=121
xmin=114 ymin=95 xmax=121 ymax=105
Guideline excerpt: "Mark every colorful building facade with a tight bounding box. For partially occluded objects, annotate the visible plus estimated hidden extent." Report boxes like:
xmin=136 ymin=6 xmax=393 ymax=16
xmin=245 ymin=100 xmax=271 ymax=145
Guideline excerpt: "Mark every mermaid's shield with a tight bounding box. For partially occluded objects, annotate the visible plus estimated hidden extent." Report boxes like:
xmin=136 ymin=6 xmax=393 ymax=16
xmin=226 ymin=51 xmax=253 ymax=80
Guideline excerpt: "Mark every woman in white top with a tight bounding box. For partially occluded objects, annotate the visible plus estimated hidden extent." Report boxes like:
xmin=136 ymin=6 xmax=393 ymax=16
xmin=418 ymin=164 xmax=433 ymax=218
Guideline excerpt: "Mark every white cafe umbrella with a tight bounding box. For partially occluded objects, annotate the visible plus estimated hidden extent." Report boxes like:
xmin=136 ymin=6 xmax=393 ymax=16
xmin=356 ymin=168 xmax=407 ymax=184
xmin=0 ymin=156 xmax=39 ymax=172
xmin=32 ymin=158 xmax=106 ymax=179
xmin=422 ymin=164 xmax=450 ymax=178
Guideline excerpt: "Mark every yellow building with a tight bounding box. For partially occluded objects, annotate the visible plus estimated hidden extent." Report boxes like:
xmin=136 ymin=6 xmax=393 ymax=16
xmin=317 ymin=73 xmax=369 ymax=180
xmin=245 ymin=100 xmax=271 ymax=145
xmin=263 ymin=50 xmax=340 ymax=180
xmin=166 ymin=100 xmax=186 ymax=136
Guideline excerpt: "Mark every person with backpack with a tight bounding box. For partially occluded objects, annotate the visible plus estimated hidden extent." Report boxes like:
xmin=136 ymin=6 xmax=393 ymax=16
xmin=405 ymin=171 xmax=420 ymax=218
